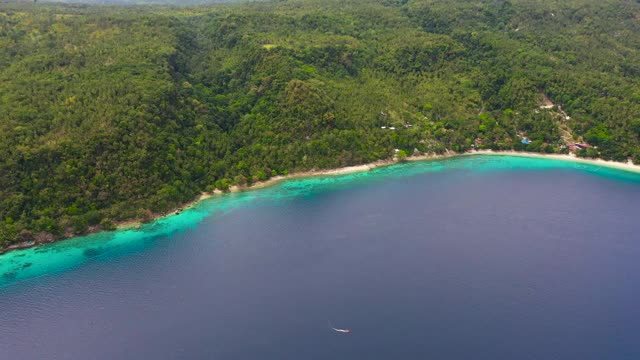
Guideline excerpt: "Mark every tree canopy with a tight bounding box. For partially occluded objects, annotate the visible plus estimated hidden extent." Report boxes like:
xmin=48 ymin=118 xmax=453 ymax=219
xmin=1 ymin=0 xmax=639 ymax=249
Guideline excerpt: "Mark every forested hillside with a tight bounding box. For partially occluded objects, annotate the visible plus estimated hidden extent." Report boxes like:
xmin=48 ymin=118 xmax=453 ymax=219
xmin=1 ymin=0 xmax=639 ymax=249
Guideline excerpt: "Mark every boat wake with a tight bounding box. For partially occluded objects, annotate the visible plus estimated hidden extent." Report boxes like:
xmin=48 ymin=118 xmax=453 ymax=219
xmin=328 ymin=321 xmax=351 ymax=334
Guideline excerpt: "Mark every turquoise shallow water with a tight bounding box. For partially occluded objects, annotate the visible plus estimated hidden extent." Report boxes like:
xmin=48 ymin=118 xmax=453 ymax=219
xmin=0 ymin=154 xmax=638 ymax=288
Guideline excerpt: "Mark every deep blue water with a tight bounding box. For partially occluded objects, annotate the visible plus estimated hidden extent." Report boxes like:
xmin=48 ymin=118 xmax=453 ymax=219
xmin=1 ymin=155 xmax=640 ymax=359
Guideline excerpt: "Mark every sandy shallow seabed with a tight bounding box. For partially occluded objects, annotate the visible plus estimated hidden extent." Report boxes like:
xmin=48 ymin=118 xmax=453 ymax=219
xmin=158 ymin=149 xmax=640 ymax=226
xmin=2 ymin=150 xmax=639 ymax=255
xmin=469 ymin=150 xmax=640 ymax=174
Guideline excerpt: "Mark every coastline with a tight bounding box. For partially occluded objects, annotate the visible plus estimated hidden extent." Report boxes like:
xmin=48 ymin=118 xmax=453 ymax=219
xmin=468 ymin=150 xmax=640 ymax=174
xmin=2 ymin=150 xmax=639 ymax=256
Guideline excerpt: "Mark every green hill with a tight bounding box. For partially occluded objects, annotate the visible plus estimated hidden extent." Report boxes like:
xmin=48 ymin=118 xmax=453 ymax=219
xmin=1 ymin=0 xmax=639 ymax=249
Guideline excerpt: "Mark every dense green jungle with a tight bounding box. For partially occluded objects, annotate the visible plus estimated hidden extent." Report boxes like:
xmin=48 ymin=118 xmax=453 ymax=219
xmin=1 ymin=0 xmax=639 ymax=248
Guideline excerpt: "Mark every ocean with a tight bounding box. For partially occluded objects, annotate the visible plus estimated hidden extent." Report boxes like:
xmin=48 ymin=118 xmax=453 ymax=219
xmin=1 ymin=155 xmax=639 ymax=359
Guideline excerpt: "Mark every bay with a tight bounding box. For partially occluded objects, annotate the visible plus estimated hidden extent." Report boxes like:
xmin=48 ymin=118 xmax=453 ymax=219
xmin=1 ymin=155 xmax=640 ymax=359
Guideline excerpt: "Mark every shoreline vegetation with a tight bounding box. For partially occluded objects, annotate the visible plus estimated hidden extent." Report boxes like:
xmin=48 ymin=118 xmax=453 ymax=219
xmin=2 ymin=0 xmax=639 ymax=257
xmin=2 ymin=151 xmax=639 ymax=256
